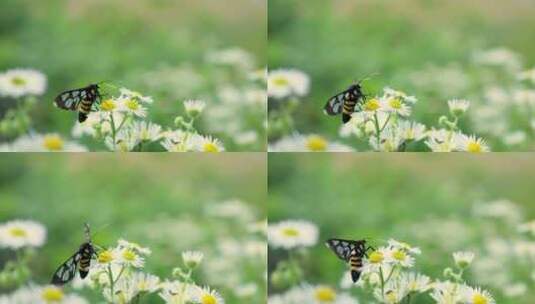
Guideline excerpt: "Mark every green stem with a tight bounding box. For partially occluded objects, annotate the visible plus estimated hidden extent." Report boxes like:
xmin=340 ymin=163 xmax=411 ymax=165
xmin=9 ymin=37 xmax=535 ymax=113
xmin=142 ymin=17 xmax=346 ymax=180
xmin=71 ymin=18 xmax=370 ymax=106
xmin=379 ymin=266 xmax=385 ymax=299
xmin=373 ymin=112 xmax=381 ymax=149
xmin=379 ymin=113 xmax=392 ymax=132
xmin=113 ymin=266 xmax=126 ymax=285
xmin=107 ymin=264 xmax=115 ymax=302
xmin=110 ymin=113 xmax=117 ymax=150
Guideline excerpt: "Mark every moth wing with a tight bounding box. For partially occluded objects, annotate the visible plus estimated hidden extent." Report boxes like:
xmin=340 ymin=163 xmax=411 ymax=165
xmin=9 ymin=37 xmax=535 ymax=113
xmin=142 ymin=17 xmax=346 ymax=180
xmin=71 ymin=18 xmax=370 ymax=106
xmin=323 ymin=92 xmax=345 ymax=115
xmin=325 ymin=238 xmax=359 ymax=262
xmin=54 ymin=90 xmax=83 ymax=111
xmin=50 ymin=251 xmax=81 ymax=285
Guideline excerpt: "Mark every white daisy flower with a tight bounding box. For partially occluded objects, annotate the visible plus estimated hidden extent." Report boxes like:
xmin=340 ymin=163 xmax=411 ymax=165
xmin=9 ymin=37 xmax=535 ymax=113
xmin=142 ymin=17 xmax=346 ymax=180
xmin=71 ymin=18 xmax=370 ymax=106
xmin=117 ymin=96 xmax=147 ymax=117
xmin=131 ymin=121 xmax=162 ymax=142
xmin=1 ymin=285 xmax=88 ymax=304
xmin=430 ymin=281 xmax=464 ymax=304
xmin=455 ymin=134 xmax=490 ymax=153
xmin=268 ymin=134 xmax=354 ymax=152
xmin=0 ymin=220 xmax=46 ymax=249
xmin=132 ymin=272 xmax=160 ymax=293
xmin=268 ymin=69 xmax=310 ymax=99
xmin=182 ymin=251 xmax=204 ymax=269
xmin=383 ymin=87 xmax=417 ymax=104
xmin=397 ymin=120 xmax=427 ymax=142
xmin=448 ymin=99 xmax=470 ymax=116
xmin=387 ymin=239 xmax=421 ymax=255
xmin=2 ymin=133 xmax=87 ymax=152
xmin=384 ymin=247 xmax=415 ymax=268
xmin=369 ymin=128 xmax=404 ymax=152
xmin=119 ymin=88 xmax=153 ymax=104
xmin=425 ymin=129 xmax=457 ymax=152
xmin=99 ymin=98 xmax=120 ymax=113
xmin=0 ymin=68 xmax=47 ymax=98
xmin=461 ymin=286 xmax=495 ymax=304
xmin=117 ymin=239 xmax=151 ymax=256
xmin=192 ymin=134 xmax=225 ymax=152
xmin=193 ymin=286 xmax=225 ymax=304
xmin=453 ymin=251 xmax=475 ymax=268
xmin=268 ymin=220 xmax=318 ymax=249
xmin=71 ymin=111 xmax=106 ymax=138
xmin=361 ymin=97 xmax=383 ymax=112
xmin=159 ymin=281 xmax=195 ymax=304
xmin=104 ymin=129 xmax=139 ymax=152
xmin=381 ymin=96 xmax=411 ymax=116
xmin=401 ymin=272 xmax=431 ymax=293
xmin=96 ymin=249 xmax=117 ymax=265
xmin=160 ymin=130 xmax=196 ymax=152
xmin=184 ymin=99 xmax=206 ymax=118
xmin=116 ymin=247 xmax=145 ymax=268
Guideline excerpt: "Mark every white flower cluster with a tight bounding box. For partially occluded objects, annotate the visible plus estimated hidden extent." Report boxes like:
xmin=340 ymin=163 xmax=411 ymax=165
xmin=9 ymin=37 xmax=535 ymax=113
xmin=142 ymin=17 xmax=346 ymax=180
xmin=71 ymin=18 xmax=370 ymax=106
xmin=268 ymin=69 xmax=310 ymax=99
xmin=0 ymin=68 xmax=47 ymax=98
xmin=268 ymin=219 xmax=319 ymax=249
xmin=0 ymin=285 xmax=87 ymax=304
xmin=340 ymin=87 xmax=489 ymax=152
xmin=70 ymin=88 xmax=225 ymax=152
xmin=269 ymin=284 xmax=358 ymax=304
xmin=0 ymin=220 xmax=46 ymax=249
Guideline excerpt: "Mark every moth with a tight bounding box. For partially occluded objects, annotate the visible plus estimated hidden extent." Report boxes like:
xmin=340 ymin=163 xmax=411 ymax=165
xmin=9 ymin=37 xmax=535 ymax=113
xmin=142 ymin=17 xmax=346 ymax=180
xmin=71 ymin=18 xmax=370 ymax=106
xmin=323 ymin=82 xmax=367 ymax=124
xmin=54 ymin=83 xmax=102 ymax=122
xmin=325 ymin=238 xmax=374 ymax=282
xmin=51 ymin=223 xmax=96 ymax=285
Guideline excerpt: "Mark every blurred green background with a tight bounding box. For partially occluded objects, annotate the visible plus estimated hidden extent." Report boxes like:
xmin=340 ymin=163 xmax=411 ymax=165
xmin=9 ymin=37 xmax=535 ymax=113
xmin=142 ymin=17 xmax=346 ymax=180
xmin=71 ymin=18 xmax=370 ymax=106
xmin=268 ymin=153 xmax=535 ymax=303
xmin=0 ymin=153 xmax=266 ymax=303
xmin=268 ymin=0 xmax=535 ymax=149
xmin=0 ymin=0 xmax=266 ymax=150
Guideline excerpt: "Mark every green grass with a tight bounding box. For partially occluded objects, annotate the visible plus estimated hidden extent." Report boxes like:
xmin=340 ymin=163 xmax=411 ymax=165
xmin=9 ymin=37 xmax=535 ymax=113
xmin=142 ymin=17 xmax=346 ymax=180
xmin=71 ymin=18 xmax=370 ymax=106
xmin=268 ymin=153 xmax=535 ymax=303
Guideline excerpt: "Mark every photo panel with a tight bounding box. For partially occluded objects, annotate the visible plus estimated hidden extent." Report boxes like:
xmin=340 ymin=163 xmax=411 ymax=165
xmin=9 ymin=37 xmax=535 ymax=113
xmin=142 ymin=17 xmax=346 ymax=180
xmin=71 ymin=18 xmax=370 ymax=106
xmin=0 ymin=0 xmax=267 ymax=152
xmin=0 ymin=153 xmax=267 ymax=303
xmin=268 ymin=153 xmax=534 ymax=303
xmin=268 ymin=0 xmax=535 ymax=152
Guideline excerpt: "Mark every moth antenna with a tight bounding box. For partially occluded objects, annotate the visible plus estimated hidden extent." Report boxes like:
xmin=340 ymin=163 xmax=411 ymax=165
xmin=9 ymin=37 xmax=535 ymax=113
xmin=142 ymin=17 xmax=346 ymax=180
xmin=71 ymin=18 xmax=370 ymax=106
xmin=84 ymin=223 xmax=91 ymax=242
xmin=90 ymin=223 xmax=111 ymax=240
xmin=357 ymin=72 xmax=380 ymax=84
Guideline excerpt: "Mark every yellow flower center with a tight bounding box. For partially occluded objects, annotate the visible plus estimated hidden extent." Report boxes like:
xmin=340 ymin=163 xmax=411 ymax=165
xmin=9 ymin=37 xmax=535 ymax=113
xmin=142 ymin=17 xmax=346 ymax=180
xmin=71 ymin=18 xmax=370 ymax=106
xmin=385 ymin=290 xmax=397 ymax=303
xmin=363 ymin=98 xmax=380 ymax=111
xmin=9 ymin=227 xmax=27 ymax=237
xmin=41 ymin=286 xmax=64 ymax=302
xmin=389 ymin=98 xmax=402 ymax=110
xmin=43 ymin=134 xmax=64 ymax=151
xmin=122 ymin=249 xmax=136 ymax=261
xmin=11 ymin=76 xmax=26 ymax=86
xmin=201 ymin=294 xmax=217 ymax=304
xmin=281 ymin=227 xmax=299 ymax=237
xmin=392 ymin=250 xmax=406 ymax=261
xmin=306 ymin=135 xmax=327 ymax=151
xmin=314 ymin=286 xmax=336 ymax=302
xmin=473 ymin=293 xmax=487 ymax=304
xmin=369 ymin=251 xmax=384 ymax=264
xmin=101 ymin=99 xmax=116 ymax=111
xmin=98 ymin=250 xmax=114 ymax=264
xmin=203 ymin=142 xmax=220 ymax=152
xmin=272 ymin=76 xmax=289 ymax=87
xmin=125 ymin=99 xmax=139 ymax=110
xmin=467 ymin=141 xmax=482 ymax=153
